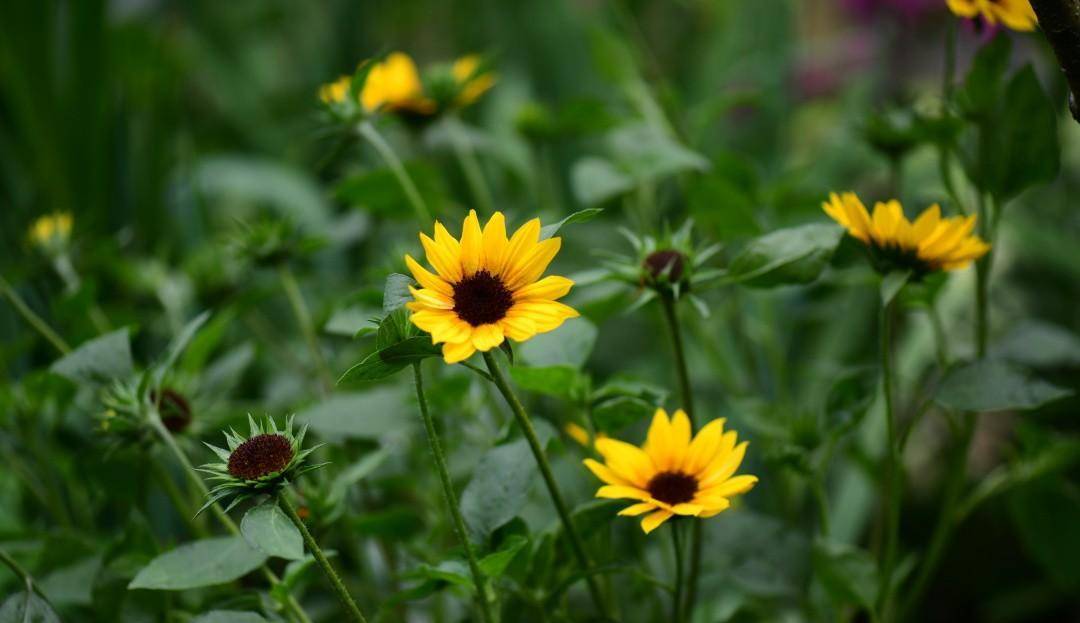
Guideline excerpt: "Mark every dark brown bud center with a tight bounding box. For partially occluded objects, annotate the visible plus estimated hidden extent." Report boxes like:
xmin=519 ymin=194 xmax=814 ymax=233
xmin=227 ymin=434 xmax=294 ymax=480
xmin=647 ymin=471 xmax=698 ymax=505
xmin=152 ymin=388 xmax=192 ymax=433
xmin=452 ymin=270 xmax=514 ymax=326
xmin=643 ymin=250 xmax=686 ymax=282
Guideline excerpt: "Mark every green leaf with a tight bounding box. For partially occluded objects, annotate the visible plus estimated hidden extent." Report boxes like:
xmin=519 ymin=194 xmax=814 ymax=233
xmin=726 ymin=224 xmax=842 ymax=288
xmin=509 ymin=365 xmax=587 ymax=401
xmin=0 ymin=591 xmax=60 ymax=623
xmin=383 ymin=273 xmax=414 ymax=313
xmin=192 ymin=612 xmax=268 ymax=623
xmin=540 ymin=208 xmax=604 ymax=240
xmin=880 ymin=270 xmax=911 ymax=305
xmin=128 ymin=537 xmax=268 ymax=591
xmin=241 ymin=503 xmax=304 ymax=561
xmin=335 ymin=162 xmax=446 ymax=219
xmin=338 ymin=337 xmax=441 ymax=385
xmin=297 ymin=388 xmax=414 ymax=441
xmin=957 ymin=35 xmax=1012 ymax=119
xmin=983 ymin=66 xmax=1060 ymax=201
xmin=992 ymin=321 xmax=1080 ymax=368
xmin=39 ymin=555 xmax=102 ymax=606
xmin=935 ymin=360 xmax=1071 ymax=413
xmin=50 ymin=328 xmax=134 ymax=385
xmin=1009 ymin=476 xmax=1080 ymax=589
xmin=606 ymin=124 xmax=710 ymax=181
xmin=812 ymin=539 xmax=879 ymax=609
xmin=592 ymin=396 xmax=656 ymax=434
xmin=478 ymin=535 xmax=529 ymax=577
xmin=460 ymin=429 xmax=554 ymax=544
xmin=571 ymin=157 xmax=634 ymax=206
xmin=158 ymin=311 xmax=211 ymax=377
xmin=518 ymin=317 xmax=597 ymax=368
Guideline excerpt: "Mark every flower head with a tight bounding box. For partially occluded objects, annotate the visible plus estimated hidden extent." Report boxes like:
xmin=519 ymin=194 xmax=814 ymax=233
xmin=29 ymin=212 xmax=73 ymax=254
xmin=405 ymin=210 xmax=579 ymax=364
xmin=946 ymin=0 xmax=1037 ymax=31
xmin=823 ymin=192 xmax=990 ymax=275
xmin=584 ymin=408 xmax=757 ymax=534
xmin=450 ymin=55 xmax=496 ymax=107
xmin=200 ymin=415 xmax=325 ymax=513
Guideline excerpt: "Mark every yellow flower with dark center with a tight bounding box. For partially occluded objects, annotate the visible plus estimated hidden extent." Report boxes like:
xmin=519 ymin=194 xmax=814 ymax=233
xmin=946 ymin=0 xmax=1037 ymax=31
xmin=823 ymin=192 xmax=990 ymax=274
xmin=405 ymin=210 xmax=579 ymax=364
xmin=451 ymin=55 xmax=496 ymax=106
xmin=29 ymin=212 xmax=73 ymax=250
xmin=584 ymin=408 xmax=757 ymax=534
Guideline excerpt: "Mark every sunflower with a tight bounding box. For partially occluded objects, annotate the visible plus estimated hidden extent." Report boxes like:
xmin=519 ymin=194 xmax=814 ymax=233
xmin=405 ymin=210 xmax=579 ymax=364
xmin=946 ymin=0 xmax=1037 ymax=31
xmin=823 ymin=192 xmax=990 ymax=275
xmin=584 ymin=408 xmax=757 ymax=534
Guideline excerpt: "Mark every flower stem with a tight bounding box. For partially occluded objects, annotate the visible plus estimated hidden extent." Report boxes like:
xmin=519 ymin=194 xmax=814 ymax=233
xmin=149 ymin=456 xmax=208 ymax=538
xmin=278 ymin=264 xmax=332 ymax=395
xmin=0 ymin=547 xmax=34 ymax=592
xmin=147 ymin=412 xmax=312 ymax=623
xmin=670 ymin=522 xmax=685 ymax=623
xmin=658 ymin=294 xmax=703 ymax=618
xmin=481 ymin=350 xmax=611 ymax=619
xmin=0 ymin=275 xmax=71 ymax=355
xmin=280 ymin=495 xmax=368 ymax=623
xmin=877 ymin=298 xmax=901 ymax=622
xmin=446 ymin=116 xmax=495 ymax=216
xmin=357 ymin=120 xmax=432 ymax=225
xmin=412 ymin=362 xmax=494 ymax=623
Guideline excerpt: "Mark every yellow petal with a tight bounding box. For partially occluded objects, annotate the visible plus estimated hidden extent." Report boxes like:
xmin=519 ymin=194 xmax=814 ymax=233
xmin=512 ymin=275 xmax=574 ymax=301
xmin=405 ymin=255 xmax=453 ymax=297
xmin=470 ymin=323 xmax=505 ymax=351
xmin=420 ymin=233 xmax=462 ymax=283
xmin=618 ymin=502 xmax=657 ymax=517
xmin=504 ymin=237 xmax=562 ymax=291
xmin=684 ymin=418 xmax=726 ymax=476
xmin=583 ymin=458 xmax=628 ymax=486
xmin=410 ymin=309 xmax=457 ymax=333
xmin=668 ymin=409 xmax=692 ymax=470
xmin=595 ymin=438 xmax=656 ymax=487
xmin=596 ymin=485 xmax=651 ymax=501
xmin=641 ymin=509 xmax=674 ymax=534
xmin=429 ymin=318 xmax=473 ymax=345
xmin=699 ymin=474 xmax=759 ymax=499
xmin=644 ymin=409 xmax=673 ymax=471
xmin=497 ymin=218 xmax=541 ymax=278
xmin=506 ymin=300 xmax=579 ymax=333
xmin=697 ymin=499 xmax=732 ymax=518
xmin=409 ymin=286 xmax=453 ymax=310
xmin=671 ymin=503 xmax=704 ymax=516
xmin=481 ymin=212 xmax=508 ymax=271
xmin=459 ymin=210 xmax=483 ymax=277
xmin=699 ymin=441 xmax=749 ymax=488
xmin=499 ymin=314 xmax=537 ymax=342
xmin=442 ymin=340 xmax=476 ymax=364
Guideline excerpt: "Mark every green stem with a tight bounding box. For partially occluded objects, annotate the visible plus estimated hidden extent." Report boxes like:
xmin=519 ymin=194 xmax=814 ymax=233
xmin=357 ymin=120 xmax=432 ymax=224
xmin=0 ymin=547 xmax=34 ymax=592
xmin=877 ymin=299 xmax=901 ymax=622
xmin=278 ymin=264 xmax=332 ymax=395
xmin=147 ymin=413 xmax=313 ymax=623
xmin=481 ymin=351 xmax=611 ymax=619
xmin=412 ymin=363 xmax=494 ymax=623
xmin=150 ymin=457 xmax=208 ymax=538
xmin=280 ymin=495 xmax=368 ymax=623
xmin=670 ymin=523 xmax=685 ymax=623
xmin=811 ymin=475 xmax=831 ymax=537
xmin=658 ymin=294 xmax=703 ymax=618
xmin=446 ymin=116 xmax=496 ymax=216
xmin=0 ymin=275 xmax=71 ymax=354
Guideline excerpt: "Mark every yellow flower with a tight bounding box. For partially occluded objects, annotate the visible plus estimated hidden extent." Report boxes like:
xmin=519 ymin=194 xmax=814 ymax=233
xmin=405 ymin=210 xmax=579 ymax=364
xmin=361 ymin=52 xmax=435 ymax=115
xmin=318 ymin=75 xmax=350 ymax=105
xmin=584 ymin=408 xmax=757 ymax=534
xmin=822 ymin=192 xmax=990 ymax=274
xmin=565 ymin=422 xmax=608 ymax=447
xmin=946 ymin=0 xmax=1037 ymax=31
xmin=451 ymin=55 xmax=496 ymax=106
xmin=29 ymin=212 xmax=73 ymax=251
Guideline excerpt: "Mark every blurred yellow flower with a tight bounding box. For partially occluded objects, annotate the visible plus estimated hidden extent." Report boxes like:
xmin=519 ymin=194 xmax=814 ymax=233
xmin=361 ymin=52 xmax=436 ymax=114
xmin=584 ymin=408 xmax=757 ymax=534
xmin=823 ymin=192 xmax=990 ymax=274
xmin=451 ymin=55 xmax=496 ymax=106
xmin=946 ymin=0 xmax=1037 ymax=31
xmin=565 ymin=422 xmax=607 ymax=447
xmin=29 ymin=212 xmax=73 ymax=251
xmin=405 ymin=210 xmax=579 ymax=364
xmin=318 ymin=75 xmax=350 ymax=105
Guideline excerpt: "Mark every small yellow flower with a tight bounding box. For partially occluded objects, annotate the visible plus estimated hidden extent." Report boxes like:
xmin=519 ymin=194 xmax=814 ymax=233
xmin=584 ymin=408 xmax=757 ymax=534
xmin=405 ymin=210 xmax=579 ymax=364
xmin=318 ymin=75 xmax=350 ymax=105
xmin=565 ymin=422 xmax=608 ymax=447
xmin=29 ymin=212 xmax=73 ymax=251
xmin=361 ymin=52 xmax=435 ymax=115
xmin=451 ymin=55 xmax=496 ymax=107
xmin=946 ymin=0 xmax=1037 ymax=31
xmin=823 ymin=192 xmax=990 ymax=274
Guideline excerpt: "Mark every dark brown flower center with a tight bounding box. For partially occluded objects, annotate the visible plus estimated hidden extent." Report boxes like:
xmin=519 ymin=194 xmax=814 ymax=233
xmin=227 ymin=434 xmax=294 ymax=480
xmin=452 ymin=270 xmax=514 ymax=326
xmin=152 ymin=388 xmax=192 ymax=433
xmin=643 ymin=250 xmax=685 ymax=282
xmin=647 ymin=471 xmax=698 ymax=506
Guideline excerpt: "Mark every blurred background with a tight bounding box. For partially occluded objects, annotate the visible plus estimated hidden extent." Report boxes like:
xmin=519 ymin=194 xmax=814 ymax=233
xmin=1 ymin=1 xmax=1079 ymax=622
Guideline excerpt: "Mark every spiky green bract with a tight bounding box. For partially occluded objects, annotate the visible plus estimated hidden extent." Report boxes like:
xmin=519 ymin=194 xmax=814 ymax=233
xmin=597 ymin=220 xmax=723 ymax=316
xmin=198 ymin=415 xmax=327 ymax=516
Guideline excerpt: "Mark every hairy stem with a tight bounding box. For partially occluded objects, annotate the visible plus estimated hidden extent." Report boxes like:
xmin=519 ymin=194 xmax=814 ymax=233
xmin=877 ymin=299 xmax=901 ymax=622
xmin=0 ymin=275 xmax=71 ymax=355
xmin=413 ymin=363 xmax=494 ymax=623
xmin=670 ymin=522 xmax=685 ymax=623
xmin=357 ymin=120 xmax=432 ymax=224
xmin=280 ymin=495 xmax=368 ymax=623
xmin=481 ymin=351 xmax=611 ymax=619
